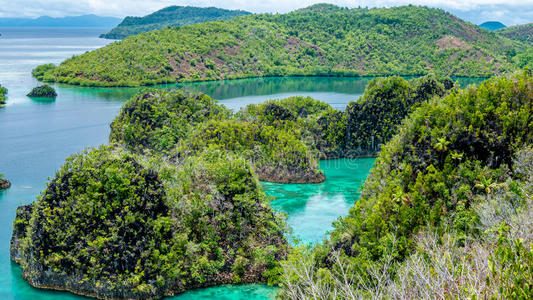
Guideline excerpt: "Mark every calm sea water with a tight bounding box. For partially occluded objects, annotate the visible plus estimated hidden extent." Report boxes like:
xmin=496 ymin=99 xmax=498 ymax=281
xmin=0 ymin=27 xmax=485 ymax=299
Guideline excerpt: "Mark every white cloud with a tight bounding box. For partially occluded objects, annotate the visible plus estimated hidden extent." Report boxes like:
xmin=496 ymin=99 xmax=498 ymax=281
xmin=0 ymin=0 xmax=532 ymax=25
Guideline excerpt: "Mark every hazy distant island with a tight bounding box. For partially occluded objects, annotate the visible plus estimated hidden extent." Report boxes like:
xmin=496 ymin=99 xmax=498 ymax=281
xmin=100 ymin=6 xmax=252 ymax=39
xmin=479 ymin=21 xmax=506 ymax=31
xmin=34 ymin=4 xmax=528 ymax=87
xmin=0 ymin=14 xmax=120 ymax=27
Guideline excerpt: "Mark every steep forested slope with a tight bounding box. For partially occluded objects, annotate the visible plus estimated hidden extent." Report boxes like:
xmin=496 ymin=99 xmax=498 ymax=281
xmin=499 ymin=23 xmax=533 ymax=44
xmin=100 ymin=6 xmax=251 ymax=39
xmin=278 ymin=71 xmax=533 ymax=298
xmin=35 ymin=5 xmax=525 ymax=87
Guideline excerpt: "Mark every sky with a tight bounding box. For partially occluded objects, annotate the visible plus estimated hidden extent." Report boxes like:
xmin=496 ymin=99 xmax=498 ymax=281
xmin=1 ymin=0 xmax=532 ymax=26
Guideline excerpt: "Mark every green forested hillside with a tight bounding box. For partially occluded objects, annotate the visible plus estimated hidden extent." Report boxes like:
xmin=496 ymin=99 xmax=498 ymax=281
xmin=499 ymin=23 xmax=533 ymax=44
xmin=34 ymin=5 xmax=525 ymax=87
xmin=278 ymin=71 xmax=533 ymax=298
xmin=100 ymin=6 xmax=251 ymax=39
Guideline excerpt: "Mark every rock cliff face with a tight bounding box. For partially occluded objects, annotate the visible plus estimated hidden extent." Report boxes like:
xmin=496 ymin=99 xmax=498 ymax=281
xmin=11 ymin=146 xmax=288 ymax=299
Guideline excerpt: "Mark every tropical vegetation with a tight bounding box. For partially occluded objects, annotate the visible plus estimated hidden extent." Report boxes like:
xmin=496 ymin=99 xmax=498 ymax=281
xmin=10 ymin=146 xmax=288 ymax=298
xmin=109 ymin=90 xmax=325 ymax=183
xmin=27 ymin=84 xmax=57 ymax=97
xmin=499 ymin=23 xmax=533 ymax=44
xmin=277 ymin=70 xmax=533 ymax=299
xmin=12 ymin=63 xmax=533 ymax=298
xmin=0 ymin=173 xmax=10 ymax=190
xmin=0 ymin=84 xmax=7 ymax=105
xmin=109 ymin=74 xmax=450 ymax=183
xmin=33 ymin=4 xmax=527 ymax=87
xmin=101 ymin=6 xmax=251 ymax=39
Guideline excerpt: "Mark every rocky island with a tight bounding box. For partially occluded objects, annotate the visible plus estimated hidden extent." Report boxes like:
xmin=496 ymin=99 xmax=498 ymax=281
xmin=0 ymin=84 xmax=7 ymax=105
xmin=11 ymin=146 xmax=288 ymax=299
xmin=0 ymin=173 xmax=10 ymax=190
xmin=101 ymin=6 xmax=251 ymax=39
xmin=27 ymin=84 xmax=57 ymax=98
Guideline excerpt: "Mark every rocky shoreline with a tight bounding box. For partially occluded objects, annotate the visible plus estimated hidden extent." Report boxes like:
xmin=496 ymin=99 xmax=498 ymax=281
xmin=256 ymin=167 xmax=326 ymax=183
xmin=10 ymin=147 xmax=289 ymax=299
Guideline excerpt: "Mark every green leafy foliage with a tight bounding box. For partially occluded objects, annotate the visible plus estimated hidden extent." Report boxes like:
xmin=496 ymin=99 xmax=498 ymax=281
xmin=34 ymin=5 xmax=524 ymax=87
xmin=489 ymin=229 xmax=533 ymax=299
xmin=276 ymin=71 xmax=533 ymax=294
xmin=345 ymin=74 xmax=454 ymax=153
xmin=31 ymin=64 xmax=56 ymax=81
xmin=101 ymin=6 xmax=251 ymax=39
xmin=331 ymin=71 xmax=532 ymax=261
xmin=109 ymin=89 xmax=230 ymax=152
xmin=0 ymin=84 xmax=6 ymax=104
xmin=27 ymin=84 xmax=57 ymax=97
xmin=499 ymin=23 xmax=533 ymax=44
xmin=179 ymin=119 xmax=322 ymax=183
xmin=11 ymin=146 xmax=288 ymax=298
xmin=110 ymin=90 xmax=326 ymax=183
xmin=237 ymin=96 xmax=345 ymax=157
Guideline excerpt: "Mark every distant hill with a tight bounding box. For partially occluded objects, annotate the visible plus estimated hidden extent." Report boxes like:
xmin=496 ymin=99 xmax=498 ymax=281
xmin=0 ymin=14 xmax=121 ymax=27
xmin=295 ymin=3 xmax=347 ymax=13
xmin=100 ymin=6 xmax=252 ymax=39
xmin=34 ymin=5 xmax=525 ymax=87
xmin=479 ymin=21 xmax=506 ymax=31
xmin=498 ymin=23 xmax=533 ymax=44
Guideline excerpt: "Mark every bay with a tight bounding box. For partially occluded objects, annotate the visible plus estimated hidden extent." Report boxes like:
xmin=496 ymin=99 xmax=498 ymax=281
xmin=0 ymin=27 xmax=485 ymax=299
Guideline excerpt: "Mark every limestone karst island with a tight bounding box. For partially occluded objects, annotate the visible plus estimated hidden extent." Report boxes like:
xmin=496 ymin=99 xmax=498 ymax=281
xmin=1 ymin=1 xmax=532 ymax=299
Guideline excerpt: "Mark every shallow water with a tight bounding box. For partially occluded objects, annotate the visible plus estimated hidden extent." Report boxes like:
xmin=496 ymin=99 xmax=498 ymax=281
xmin=0 ymin=27 xmax=485 ymax=299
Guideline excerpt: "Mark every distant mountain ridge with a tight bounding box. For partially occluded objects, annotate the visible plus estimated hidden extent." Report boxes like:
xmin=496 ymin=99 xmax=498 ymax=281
xmin=0 ymin=14 xmax=121 ymax=27
xmin=479 ymin=21 xmax=506 ymax=31
xmin=100 ymin=6 xmax=252 ymax=39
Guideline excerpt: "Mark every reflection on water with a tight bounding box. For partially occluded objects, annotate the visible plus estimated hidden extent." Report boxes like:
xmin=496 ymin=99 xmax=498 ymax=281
xmin=57 ymin=76 xmax=487 ymax=111
xmin=57 ymin=76 xmax=375 ymax=110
